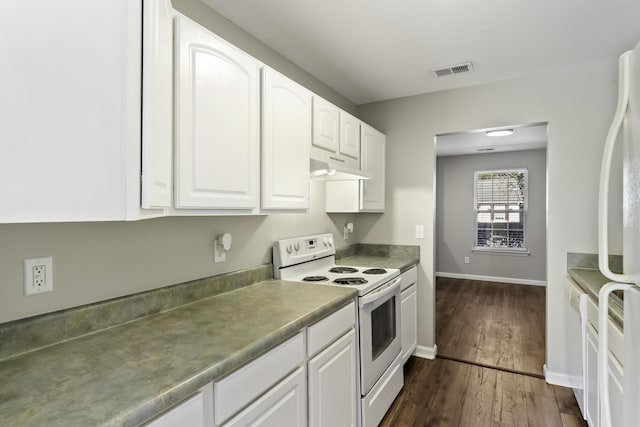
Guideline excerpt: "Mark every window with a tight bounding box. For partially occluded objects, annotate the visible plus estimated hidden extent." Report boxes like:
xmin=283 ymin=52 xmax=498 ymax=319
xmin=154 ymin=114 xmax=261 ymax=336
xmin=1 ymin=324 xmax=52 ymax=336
xmin=474 ymin=168 xmax=528 ymax=252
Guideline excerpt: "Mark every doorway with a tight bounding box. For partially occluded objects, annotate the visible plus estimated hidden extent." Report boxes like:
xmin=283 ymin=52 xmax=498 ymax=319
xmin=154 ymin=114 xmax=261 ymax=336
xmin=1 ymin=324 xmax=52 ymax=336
xmin=434 ymin=122 xmax=548 ymax=377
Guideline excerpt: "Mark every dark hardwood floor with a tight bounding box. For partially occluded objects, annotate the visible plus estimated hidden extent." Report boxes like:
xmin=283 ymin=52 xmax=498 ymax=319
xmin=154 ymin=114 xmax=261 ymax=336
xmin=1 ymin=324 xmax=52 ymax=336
xmin=436 ymin=277 xmax=546 ymax=376
xmin=379 ymin=278 xmax=586 ymax=426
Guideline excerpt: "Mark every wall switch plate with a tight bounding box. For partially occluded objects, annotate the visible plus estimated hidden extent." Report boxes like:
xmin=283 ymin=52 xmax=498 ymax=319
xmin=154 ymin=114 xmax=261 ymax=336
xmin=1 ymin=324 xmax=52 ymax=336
xmin=464 ymin=256 xmax=470 ymax=264
xmin=415 ymin=225 xmax=424 ymax=239
xmin=24 ymin=257 xmax=53 ymax=295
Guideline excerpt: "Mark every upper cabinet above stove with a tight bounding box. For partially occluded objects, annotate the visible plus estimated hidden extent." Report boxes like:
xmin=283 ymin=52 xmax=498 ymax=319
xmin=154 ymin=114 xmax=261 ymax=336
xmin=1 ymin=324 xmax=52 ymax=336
xmin=326 ymin=123 xmax=386 ymax=213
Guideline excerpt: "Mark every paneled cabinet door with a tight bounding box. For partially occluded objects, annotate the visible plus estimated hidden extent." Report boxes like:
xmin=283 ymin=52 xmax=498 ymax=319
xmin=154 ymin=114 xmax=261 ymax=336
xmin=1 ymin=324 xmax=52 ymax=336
xmin=360 ymin=124 xmax=386 ymax=212
xmin=339 ymin=111 xmax=361 ymax=160
xmin=312 ymin=97 xmax=340 ymax=152
xmin=308 ymin=329 xmax=357 ymax=427
xmin=174 ymin=15 xmax=260 ymax=210
xmin=401 ymin=284 xmax=417 ymax=364
xmin=223 ymin=367 xmax=307 ymax=427
xmin=261 ymin=68 xmax=311 ymax=210
xmin=585 ymin=324 xmax=599 ymax=427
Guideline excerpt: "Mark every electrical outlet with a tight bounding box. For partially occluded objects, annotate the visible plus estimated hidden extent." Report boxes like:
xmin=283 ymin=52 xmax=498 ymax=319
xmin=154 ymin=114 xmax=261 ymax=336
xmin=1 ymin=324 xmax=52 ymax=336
xmin=464 ymin=256 xmax=470 ymax=264
xmin=415 ymin=225 xmax=424 ymax=239
xmin=24 ymin=257 xmax=53 ymax=295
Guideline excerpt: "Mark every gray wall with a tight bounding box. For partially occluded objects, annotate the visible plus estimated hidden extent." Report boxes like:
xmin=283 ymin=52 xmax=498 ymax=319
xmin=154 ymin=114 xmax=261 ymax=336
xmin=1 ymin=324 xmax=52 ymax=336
xmin=436 ymin=149 xmax=547 ymax=282
xmin=356 ymin=60 xmax=623 ymax=383
xmin=0 ymin=1 xmax=358 ymax=324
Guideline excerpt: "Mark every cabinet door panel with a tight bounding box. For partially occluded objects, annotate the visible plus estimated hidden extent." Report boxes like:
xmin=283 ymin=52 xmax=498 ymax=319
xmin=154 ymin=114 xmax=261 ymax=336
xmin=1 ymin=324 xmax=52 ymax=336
xmin=312 ymin=97 xmax=340 ymax=152
xmin=360 ymin=124 xmax=385 ymax=212
xmin=339 ymin=112 xmax=360 ymax=160
xmin=175 ymin=16 xmax=259 ymax=209
xmin=261 ymin=68 xmax=311 ymax=210
xmin=0 ymin=0 xmax=141 ymax=222
xmin=308 ymin=329 xmax=357 ymax=427
xmin=585 ymin=324 xmax=599 ymax=427
xmin=401 ymin=285 xmax=417 ymax=363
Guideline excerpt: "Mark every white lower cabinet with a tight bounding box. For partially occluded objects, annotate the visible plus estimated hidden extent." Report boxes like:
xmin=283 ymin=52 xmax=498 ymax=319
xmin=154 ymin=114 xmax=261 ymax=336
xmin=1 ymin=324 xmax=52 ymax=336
xmin=148 ymin=303 xmax=358 ymax=427
xmin=400 ymin=267 xmax=418 ymax=364
xmin=308 ymin=329 xmax=357 ymax=427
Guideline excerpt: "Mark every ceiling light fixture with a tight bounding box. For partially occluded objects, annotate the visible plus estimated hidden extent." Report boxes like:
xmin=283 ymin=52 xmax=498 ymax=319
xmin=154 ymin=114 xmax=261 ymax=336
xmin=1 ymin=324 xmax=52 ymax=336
xmin=485 ymin=129 xmax=514 ymax=137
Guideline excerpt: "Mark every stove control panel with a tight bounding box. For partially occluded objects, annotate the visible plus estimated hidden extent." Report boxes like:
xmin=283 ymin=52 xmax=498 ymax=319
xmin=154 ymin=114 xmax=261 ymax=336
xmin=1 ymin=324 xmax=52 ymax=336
xmin=273 ymin=233 xmax=335 ymax=272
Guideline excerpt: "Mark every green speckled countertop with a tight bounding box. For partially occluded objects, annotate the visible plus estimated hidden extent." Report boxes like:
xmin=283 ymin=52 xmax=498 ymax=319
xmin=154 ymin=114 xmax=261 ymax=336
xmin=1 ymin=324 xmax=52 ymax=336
xmin=568 ymin=267 xmax=624 ymax=327
xmin=336 ymin=255 xmax=418 ymax=272
xmin=0 ymin=280 xmax=356 ymax=427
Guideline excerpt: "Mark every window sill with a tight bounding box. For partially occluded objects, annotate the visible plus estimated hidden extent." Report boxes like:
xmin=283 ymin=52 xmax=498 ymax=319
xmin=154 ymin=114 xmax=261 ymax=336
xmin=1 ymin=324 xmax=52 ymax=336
xmin=472 ymin=248 xmax=530 ymax=257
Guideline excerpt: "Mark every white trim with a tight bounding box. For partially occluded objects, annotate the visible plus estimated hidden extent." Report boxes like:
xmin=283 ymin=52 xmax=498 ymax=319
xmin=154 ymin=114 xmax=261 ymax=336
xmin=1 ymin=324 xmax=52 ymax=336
xmin=545 ymin=367 xmax=583 ymax=389
xmin=435 ymin=271 xmax=546 ymax=287
xmin=412 ymin=344 xmax=437 ymax=360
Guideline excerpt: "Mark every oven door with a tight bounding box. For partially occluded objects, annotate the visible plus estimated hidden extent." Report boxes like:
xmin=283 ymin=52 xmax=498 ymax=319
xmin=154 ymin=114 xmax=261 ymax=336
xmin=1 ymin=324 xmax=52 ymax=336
xmin=358 ymin=275 xmax=402 ymax=395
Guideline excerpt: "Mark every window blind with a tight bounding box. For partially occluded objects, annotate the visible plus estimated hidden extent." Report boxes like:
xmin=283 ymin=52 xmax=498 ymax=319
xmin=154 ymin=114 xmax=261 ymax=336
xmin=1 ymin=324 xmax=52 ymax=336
xmin=473 ymin=169 xmax=528 ymax=250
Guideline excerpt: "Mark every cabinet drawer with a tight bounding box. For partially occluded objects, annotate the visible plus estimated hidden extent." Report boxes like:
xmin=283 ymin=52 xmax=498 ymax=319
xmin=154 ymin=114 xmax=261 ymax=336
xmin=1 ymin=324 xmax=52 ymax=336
xmin=214 ymin=333 xmax=304 ymax=425
xmin=307 ymin=302 xmax=356 ymax=357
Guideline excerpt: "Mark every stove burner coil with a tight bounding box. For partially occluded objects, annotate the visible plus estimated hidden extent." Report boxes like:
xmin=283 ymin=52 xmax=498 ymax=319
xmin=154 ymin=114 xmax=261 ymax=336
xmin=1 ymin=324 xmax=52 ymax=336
xmin=329 ymin=266 xmax=359 ymax=274
xmin=302 ymin=276 xmax=329 ymax=282
xmin=362 ymin=268 xmax=387 ymax=275
xmin=333 ymin=277 xmax=368 ymax=286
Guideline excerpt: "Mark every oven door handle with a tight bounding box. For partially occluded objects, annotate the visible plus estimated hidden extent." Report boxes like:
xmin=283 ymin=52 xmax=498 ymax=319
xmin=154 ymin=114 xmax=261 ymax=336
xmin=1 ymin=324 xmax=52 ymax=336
xmin=360 ymin=276 xmax=402 ymax=306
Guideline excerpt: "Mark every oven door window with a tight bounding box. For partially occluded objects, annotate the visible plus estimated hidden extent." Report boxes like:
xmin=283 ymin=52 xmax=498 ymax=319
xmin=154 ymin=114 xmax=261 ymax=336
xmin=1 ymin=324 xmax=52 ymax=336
xmin=371 ymin=295 xmax=397 ymax=360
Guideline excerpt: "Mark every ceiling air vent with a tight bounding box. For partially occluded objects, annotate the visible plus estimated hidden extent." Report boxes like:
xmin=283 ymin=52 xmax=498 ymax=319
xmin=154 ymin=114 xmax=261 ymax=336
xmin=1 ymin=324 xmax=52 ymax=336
xmin=432 ymin=62 xmax=474 ymax=78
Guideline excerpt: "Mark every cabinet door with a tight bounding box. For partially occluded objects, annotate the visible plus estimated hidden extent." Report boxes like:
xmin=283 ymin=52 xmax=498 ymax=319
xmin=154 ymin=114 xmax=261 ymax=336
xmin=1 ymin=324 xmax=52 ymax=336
xmin=401 ymin=284 xmax=417 ymax=364
xmin=585 ymin=324 xmax=599 ymax=427
xmin=308 ymin=329 xmax=357 ymax=427
xmin=0 ymin=0 xmax=146 ymax=222
xmin=312 ymin=97 xmax=340 ymax=153
xmin=174 ymin=15 xmax=259 ymax=210
xmin=261 ymin=68 xmax=311 ymax=210
xmin=224 ymin=367 xmax=306 ymax=427
xmin=360 ymin=124 xmax=386 ymax=212
xmin=339 ymin=112 xmax=361 ymax=160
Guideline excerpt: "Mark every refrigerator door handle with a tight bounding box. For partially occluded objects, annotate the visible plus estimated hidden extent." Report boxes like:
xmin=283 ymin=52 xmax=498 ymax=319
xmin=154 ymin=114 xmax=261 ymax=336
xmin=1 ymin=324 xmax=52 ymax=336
xmin=598 ymin=51 xmax=633 ymax=283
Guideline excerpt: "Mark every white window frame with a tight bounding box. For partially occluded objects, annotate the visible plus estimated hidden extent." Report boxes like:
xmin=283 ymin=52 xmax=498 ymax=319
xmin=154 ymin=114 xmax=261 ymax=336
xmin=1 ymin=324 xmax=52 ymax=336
xmin=473 ymin=168 xmax=529 ymax=255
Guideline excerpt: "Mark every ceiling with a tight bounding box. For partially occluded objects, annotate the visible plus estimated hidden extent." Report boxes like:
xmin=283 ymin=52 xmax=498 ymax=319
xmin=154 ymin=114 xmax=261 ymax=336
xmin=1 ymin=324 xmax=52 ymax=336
xmin=201 ymin=0 xmax=640 ymax=105
xmin=436 ymin=123 xmax=547 ymax=157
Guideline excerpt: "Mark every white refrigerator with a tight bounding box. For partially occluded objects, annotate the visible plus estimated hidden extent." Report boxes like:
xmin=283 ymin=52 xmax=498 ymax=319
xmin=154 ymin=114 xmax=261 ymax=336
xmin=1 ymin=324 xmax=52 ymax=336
xmin=598 ymin=40 xmax=640 ymax=427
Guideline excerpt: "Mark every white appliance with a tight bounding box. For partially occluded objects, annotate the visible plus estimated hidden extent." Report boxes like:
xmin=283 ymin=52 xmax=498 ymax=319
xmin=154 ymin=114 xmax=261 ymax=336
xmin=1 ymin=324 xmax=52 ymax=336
xmin=273 ymin=233 xmax=403 ymax=427
xmin=598 ymin=40 xmax=640 ymax=427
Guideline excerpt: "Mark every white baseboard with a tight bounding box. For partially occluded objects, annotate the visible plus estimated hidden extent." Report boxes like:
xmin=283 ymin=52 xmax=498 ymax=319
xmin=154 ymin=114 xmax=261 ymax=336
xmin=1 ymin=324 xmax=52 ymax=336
xmin=413 ymin=344 xmax=437 ymax=360
xmin=544 ymin=366 xmax=583 ymax=388
xmin=435 ymin=271 xmax=547 ymax=287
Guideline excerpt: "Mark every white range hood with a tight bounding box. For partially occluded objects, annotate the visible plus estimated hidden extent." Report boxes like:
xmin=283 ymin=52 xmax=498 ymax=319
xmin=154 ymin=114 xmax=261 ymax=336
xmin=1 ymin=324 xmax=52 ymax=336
xmin=310 ymin=158 xmax=372 ymax=181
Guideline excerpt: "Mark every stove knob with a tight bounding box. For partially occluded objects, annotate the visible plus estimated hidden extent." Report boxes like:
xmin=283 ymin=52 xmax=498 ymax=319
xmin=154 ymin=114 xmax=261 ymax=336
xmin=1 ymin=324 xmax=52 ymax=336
xmin=322 ymin=238 xmax=328 ymax=247
xmin=286 ymin=245 xmax=293 ymax=255
xmin=327 ymin=238 xmax=333 ymax=248
xmin=294 ymin=242 xmax=301 ymax=252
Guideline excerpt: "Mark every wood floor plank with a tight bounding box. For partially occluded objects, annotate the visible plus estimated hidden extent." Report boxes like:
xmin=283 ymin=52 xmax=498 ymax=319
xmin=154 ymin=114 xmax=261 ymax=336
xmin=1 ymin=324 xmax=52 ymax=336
xmin=525 ymin=391 xmax=564 ymax=427
xmin=492 ymin=370 xmax=528 ymax=426
xmin=458 ymin=364 xmax=497 ymax=427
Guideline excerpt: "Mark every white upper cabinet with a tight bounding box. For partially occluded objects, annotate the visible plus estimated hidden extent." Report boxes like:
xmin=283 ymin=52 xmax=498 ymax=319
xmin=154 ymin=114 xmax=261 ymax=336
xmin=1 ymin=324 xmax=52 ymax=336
xmin=339 ymin=111 xmax=361 ymax=160
xmin=312 ymin=97 xmax=340 ymax=153
xmin=261 ymin=68 xmax=311 ymax=211
xmin=174 ymin=15 xmax=260 ymax=210
xmin=360 ymin=124 xmax=386 ymax=212
xmin=0 ymin=0 xmax=170 ymax=222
